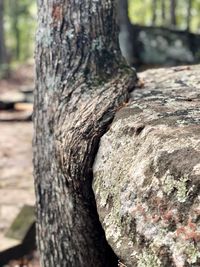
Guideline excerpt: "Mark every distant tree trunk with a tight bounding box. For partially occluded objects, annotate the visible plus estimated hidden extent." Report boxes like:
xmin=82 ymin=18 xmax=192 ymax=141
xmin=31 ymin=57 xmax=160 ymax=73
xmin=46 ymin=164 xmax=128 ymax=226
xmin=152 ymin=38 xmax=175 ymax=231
xmin=34 ymin=0 xmax=136 ymax=266
xmin=9 ymin=1 xmax=20 ymax=60
xmin=170 ymin=0 xmax=177 ymax=27
xmin=118 ymin=0 xmax=139 ymax=67
xmin=0 ymin=0 xmax=7 ymax=66
xmin=161 ymin=0 xmax=166 ymax=25
xmin=13 ymin=2 xmax=20 ymax=60
xmin=186 ymin=0 xmax=192 ymax=31
xmin=152 ymin=0 xmax=157 ymax=25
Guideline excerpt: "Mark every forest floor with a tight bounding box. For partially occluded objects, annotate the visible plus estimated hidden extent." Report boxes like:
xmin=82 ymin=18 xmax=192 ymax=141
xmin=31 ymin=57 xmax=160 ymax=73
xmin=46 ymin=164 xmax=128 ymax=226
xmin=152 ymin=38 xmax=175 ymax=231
xmin=0 ymin=64 xmax=40 ymax=266
xmin=0 ymin=64 xmax=34 ymax=94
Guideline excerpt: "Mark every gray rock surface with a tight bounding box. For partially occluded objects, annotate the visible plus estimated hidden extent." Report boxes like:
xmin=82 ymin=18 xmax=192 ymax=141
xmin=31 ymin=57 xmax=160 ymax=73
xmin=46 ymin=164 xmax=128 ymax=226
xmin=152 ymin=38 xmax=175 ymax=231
xmin=93 ymin=65 xmax=200 ymax=267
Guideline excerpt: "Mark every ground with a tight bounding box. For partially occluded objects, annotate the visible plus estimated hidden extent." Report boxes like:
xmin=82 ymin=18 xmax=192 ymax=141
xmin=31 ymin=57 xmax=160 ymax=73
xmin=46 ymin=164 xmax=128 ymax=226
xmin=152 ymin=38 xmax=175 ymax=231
xmin=0 ymin=64 xmax=34 ymax=94
xmin=0 ymin=122 xmax=34 ymax=250
xmin=0 ymin=64 xmax=40 ymax=266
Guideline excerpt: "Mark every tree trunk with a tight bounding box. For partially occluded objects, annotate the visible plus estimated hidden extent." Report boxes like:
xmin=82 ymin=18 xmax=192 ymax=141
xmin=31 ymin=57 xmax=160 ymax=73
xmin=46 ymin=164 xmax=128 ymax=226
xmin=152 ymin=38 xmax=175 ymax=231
xmin=117 ymin=0 xmax=139 ymax=67
xmin=12 ymin=2 xmax=20 ymax=60
xmin=0 ymin=0 xmax=7 ymax=65
xmin=161 ymin=0 xmax=166 ymax=25
xmin=34 ymin=0 xmax=136 ymax=266
xmin=170 ymin=0 xmax=177 ymax=27
xmin=152 ymin=0 xmax=157 ymax=25
xmin=186 ymin=0 xmax=192 ymax=31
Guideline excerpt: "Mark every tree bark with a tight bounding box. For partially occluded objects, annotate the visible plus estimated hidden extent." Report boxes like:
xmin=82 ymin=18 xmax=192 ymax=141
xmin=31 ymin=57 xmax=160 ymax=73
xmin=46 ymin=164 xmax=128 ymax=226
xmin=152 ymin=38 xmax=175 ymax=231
xmin=0 ymin=0 xmax=7 ymax=65
xmin=34 ymin=0 xmax=136 ymax=266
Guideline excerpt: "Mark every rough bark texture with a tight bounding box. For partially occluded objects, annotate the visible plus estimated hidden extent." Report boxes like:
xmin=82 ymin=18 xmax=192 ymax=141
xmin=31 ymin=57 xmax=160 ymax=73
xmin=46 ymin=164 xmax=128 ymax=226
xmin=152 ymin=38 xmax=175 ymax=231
xmin=93 ymin=65 xmax=200 ymax=267
xmin=34 ymin=0 xmax=136 ymax=266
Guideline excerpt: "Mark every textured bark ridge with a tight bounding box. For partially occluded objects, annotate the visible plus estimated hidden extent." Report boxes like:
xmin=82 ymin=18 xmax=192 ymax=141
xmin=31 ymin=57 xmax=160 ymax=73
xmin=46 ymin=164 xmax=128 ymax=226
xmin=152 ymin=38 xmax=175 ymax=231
xmin=34 ymin=0 xmax=136 ymax=266
xmin=93 ymin=65 xmax=200 ymax=267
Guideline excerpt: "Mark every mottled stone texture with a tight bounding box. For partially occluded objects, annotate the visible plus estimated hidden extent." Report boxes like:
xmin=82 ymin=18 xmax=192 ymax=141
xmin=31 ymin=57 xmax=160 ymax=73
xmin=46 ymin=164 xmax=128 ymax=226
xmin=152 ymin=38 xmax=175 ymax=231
xmin=93 ymin=65 xmax=200 ymax=267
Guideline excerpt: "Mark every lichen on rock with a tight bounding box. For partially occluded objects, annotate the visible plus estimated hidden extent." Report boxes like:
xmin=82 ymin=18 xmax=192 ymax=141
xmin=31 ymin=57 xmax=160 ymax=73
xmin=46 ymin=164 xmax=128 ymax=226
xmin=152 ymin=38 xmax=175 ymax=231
xmin=93 ymin=65 xmax=200 ymax=267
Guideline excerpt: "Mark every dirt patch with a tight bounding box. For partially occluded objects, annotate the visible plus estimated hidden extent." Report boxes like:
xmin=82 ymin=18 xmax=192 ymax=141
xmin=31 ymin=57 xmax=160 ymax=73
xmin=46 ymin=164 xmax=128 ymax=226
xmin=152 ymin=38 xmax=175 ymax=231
xmin=0 ymin=122 xmax=34 ymax=251
xmin=0 ymin=64 xmax=34 ymax=94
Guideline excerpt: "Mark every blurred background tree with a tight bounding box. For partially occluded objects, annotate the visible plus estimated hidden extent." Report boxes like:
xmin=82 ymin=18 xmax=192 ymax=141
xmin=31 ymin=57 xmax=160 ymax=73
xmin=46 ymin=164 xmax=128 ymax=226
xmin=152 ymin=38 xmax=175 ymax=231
xmin=129 ymin=0 xmax=200 ymax=32
xmin=128 ymin=0 xmax=200 ymax=68
xmin=0 ymin=0 xmax=36 ymax=77
xmin=0 ymin=0 xmax=200 ymax=77
xmin=0 ymin=0 xmax=8 ymax=74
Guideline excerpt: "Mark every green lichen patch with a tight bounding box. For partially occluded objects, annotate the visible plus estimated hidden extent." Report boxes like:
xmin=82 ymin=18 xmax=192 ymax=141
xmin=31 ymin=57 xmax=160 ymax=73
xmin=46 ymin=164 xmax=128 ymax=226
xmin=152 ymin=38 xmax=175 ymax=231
xmin=176 ymin=176 xmax=189 ymax=203
xmin=137 ymin=249 xmax=161 ymax=267
xmin=162 ymin=172 xmax=189 ymax=203
xmin=185 ymin=243 xmax=200 ymax=264
xmin=93 ymin=65 xmax=200 ymax=267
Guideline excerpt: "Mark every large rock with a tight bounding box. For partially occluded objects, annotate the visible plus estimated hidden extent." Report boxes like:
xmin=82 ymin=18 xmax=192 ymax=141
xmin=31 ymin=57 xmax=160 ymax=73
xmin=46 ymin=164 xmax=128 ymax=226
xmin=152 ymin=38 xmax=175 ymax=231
xmin=93 ymin=65 xmax=200 ymax=267
xmin=129 ymin=25 xmax=200 ymax=67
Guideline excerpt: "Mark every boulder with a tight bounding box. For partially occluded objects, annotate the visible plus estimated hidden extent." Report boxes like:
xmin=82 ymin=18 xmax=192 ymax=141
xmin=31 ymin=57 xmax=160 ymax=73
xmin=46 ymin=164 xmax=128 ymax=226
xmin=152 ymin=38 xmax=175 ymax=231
xmin=93 ymin=65 xmax=200 ymax=267
xmin=130 ymin=25 xmax=200 ymax=67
